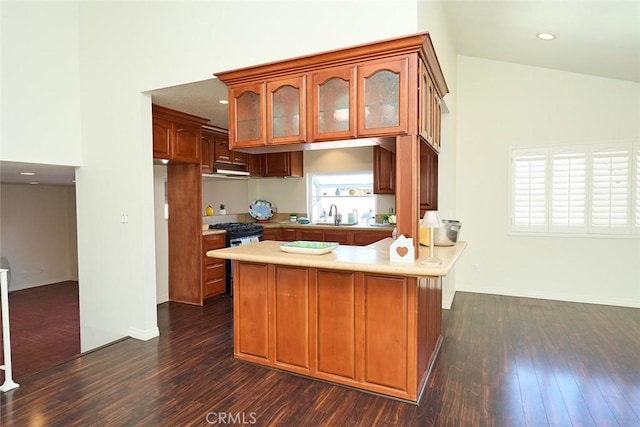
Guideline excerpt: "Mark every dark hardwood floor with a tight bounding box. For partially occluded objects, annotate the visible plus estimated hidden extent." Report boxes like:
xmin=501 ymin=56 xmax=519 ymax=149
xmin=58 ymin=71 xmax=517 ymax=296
xmin=0 ymin=281 xmax=80 ymax=378
xmin=1 ymin=290 xmax=639 ymax=426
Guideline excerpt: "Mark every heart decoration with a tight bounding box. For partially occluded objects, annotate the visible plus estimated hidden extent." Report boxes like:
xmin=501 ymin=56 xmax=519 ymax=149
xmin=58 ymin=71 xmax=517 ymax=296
xmin=396 ymin=246 xmax=409 ymax=258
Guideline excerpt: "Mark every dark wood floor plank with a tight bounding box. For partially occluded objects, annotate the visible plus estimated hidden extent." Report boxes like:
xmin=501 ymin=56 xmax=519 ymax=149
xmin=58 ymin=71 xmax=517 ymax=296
xmin=2 ymin=292 xmax=639 ymax=426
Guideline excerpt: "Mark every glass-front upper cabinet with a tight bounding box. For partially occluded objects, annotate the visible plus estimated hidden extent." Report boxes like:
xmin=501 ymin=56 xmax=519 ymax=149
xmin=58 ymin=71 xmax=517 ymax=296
xmin=266 ymin=76 xmax=306 ymax=145
xmin=309 ymin=67 xmax=357 ymax=141
xmin=229 ymin=83 xmax=265 ymax=148
xmin=357 ymin=57 xmax=409 ymax=136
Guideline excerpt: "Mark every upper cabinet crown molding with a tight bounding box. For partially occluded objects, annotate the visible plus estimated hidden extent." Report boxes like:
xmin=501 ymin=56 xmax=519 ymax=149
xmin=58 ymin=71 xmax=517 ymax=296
xmin=216 ymin=32 xmax=448 ymax=97
xmin=217 ymin=32 xmax=449 ymax=151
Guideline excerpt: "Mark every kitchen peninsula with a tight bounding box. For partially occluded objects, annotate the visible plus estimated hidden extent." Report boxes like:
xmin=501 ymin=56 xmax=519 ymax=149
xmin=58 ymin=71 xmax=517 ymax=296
xmin=207 ymin=239 xmax=466 ymax=402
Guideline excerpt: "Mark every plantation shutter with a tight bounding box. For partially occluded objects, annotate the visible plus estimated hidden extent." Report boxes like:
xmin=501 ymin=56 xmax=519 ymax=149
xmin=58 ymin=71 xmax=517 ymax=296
xmin=551 ymin=149 xmax=586 ymax=232
xmin=590 ymin=145 xmax=631 ymax=232
xmin=513 ymin=150 xmax=547 ymax=231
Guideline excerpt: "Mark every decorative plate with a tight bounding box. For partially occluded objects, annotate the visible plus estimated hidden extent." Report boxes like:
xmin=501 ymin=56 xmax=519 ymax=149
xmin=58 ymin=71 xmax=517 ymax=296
xmin=249 ymin=199 xmax=276 ymax=221
xmin=280 ymin=241 xmax=339 ymax=255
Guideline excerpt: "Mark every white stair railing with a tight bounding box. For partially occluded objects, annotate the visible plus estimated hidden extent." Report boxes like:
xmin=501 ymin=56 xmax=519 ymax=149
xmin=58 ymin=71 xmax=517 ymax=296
xmin=0 ymin=268 xmax=19 ymax=392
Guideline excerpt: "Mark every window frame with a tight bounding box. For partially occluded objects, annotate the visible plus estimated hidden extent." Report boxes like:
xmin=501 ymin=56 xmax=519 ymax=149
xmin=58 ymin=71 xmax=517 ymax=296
xmin=509 ymin=141 xmax=640 ymax=238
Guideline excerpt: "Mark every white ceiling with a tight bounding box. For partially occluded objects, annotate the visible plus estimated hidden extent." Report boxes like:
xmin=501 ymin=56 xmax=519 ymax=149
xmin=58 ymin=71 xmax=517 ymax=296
xmin=3 ymin=0 xmax=638 ymax=186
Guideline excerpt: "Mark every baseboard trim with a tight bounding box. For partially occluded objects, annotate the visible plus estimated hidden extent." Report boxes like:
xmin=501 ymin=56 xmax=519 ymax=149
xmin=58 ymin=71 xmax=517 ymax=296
xmin=156 ymin=294 xmax=169 ymax=304
xmin=128 ymin=326 xmax=160 ymax=341
xmin=455 ymin=285 xmax=640 ymax=309
xmin=442 ymin=289 xmax=456 ymax=310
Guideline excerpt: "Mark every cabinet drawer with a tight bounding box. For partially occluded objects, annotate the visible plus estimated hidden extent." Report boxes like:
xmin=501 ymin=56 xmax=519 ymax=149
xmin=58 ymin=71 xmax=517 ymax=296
xmin=203 ymin=234 xmax=226 ymax=250
xmin=204 ymin=263 xmax=225 ymax=281
xmin=203 ymin=278 xmax=226 ymax=298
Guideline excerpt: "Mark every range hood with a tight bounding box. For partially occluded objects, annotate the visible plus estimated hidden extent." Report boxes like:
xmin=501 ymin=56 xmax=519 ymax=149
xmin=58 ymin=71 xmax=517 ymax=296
xmin=202 ymin=164 xmax=250 ymax=179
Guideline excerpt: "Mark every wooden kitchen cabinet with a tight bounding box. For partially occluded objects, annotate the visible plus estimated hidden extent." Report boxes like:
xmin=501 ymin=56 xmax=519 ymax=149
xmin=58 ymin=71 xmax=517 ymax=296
xmin=353 ymin=229 xmax=393 ymax=245
xmin=309 ymin=66 xmax=357 ymax=141
xmin=261 ymin=228 xmax=281 ymax=241
xmin=323 ymin=230 xmax=354 ymax=245
xmin=418 ymin=62 xmax=442 ymax=152
xmin=202 ymin=233 xmax=226 ymax=299
xmin=248 ymin=153 xmax=265 ymax=177
xmin=201 ymin=128 xmax=215 ymax=173
xmin=267 ymin=76 xmax=307 ymax=145
xmin=419 ymin=142 xmax=438 ymax=213
xmin=281 ymin=228 xmax=297 ymax=241
xmin=373 ymin=145 xmax=395 ymax=194
xmin=153 ymin=104 xmax=208 ymax=164
xmin=358 ymin=57 xmax=410 ymax=137
xmin=227 ymin=77 xmax=307 ymax=149
xmin=228 ymin=83 xmax=265 ymax=149
xmin=298 ymin=229 xmax=324 ymax=242
xmin=263 ymin=151 xmax=303 ymax=177
xmin=234 ymin=260 xmax=443 ymax=401
xmin=216 ymin=32 xmax=449 ymax=254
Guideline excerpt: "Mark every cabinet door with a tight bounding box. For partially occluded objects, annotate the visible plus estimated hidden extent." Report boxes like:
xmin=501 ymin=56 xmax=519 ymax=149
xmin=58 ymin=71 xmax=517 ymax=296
xmin=373 ymin=145 xmax=395 ymax=194
xmin=419 ymin=142 xmax=438 ymax=214
xmin=433 ymin=96 xmax=442 ymax=152
xmin=418 ymin=61 xmax=434 ymax=146
xmin=173 ymin=122 xmax=202 ymax=163
xmin=262 ymin=228 xmax=281 ymax=241
xmin=152 ymin=117 xmax=173 ymax=160
xmin=353 ymin=230 xmax=392 ymax=246
xmin=281 ymin=228 xmax=297 ymax=241
xmin=357 ymin=57 xmax=409 ymax=137
xmin=231 ymin=150 xmax=248 ymax=167
xmin=309 ymin=66 xmax=357 ymax=141
xmin=248 ymin=154 xmax=264 ymax=177
xmin=267 ymin=76 xmax=306 ymax=145
xmin=201 ymin=129 xmax=215 ymax=173
xmin=214 ymin=134 xmax=232 ymax=164
xmin=229 ymin=83 xmax=265 ymax=148
xmin=298 ymin=229 xmax=323 ymax=241
xmin=323 ymin=230 xmax=353 ymax=245
xmin=264 ymin=152 xmax=303 ymax=177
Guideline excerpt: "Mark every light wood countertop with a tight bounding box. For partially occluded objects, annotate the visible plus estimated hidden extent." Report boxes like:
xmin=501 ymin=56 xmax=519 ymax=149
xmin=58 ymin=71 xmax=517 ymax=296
xmin=207 ymin=238 xmax=466 ymax=277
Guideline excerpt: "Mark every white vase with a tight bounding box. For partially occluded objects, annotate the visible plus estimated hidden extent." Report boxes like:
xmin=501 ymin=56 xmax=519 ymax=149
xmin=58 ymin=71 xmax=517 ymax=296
xmin=220 ymin=209 xmax=226 ymax=215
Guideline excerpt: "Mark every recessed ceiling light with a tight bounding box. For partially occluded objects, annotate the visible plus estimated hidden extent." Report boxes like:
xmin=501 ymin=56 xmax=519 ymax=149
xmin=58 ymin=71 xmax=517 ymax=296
xmin=219 ymin=100 xmax=229 ymax=105
xmin=537 ymin=33 xmax=556 ymax=41
xmin=20 ymin=172 xmax=36 ymax=176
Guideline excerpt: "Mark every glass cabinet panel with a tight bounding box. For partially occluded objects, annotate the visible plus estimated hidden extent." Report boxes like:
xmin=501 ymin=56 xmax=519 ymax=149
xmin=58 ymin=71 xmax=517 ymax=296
xmin=363 ymin=69 xmax=400 ymax=129
xmin=236 ymin=90 xmax=261 ymax=142
xmin=357 ymin=57 xmax=408 ymax=136
xmin=267 ymin=76 xmax=305 ymax=144
xmin=272 ymin=85 xmax=300 ymax=138
xmin=318 ymin=77 xmax=350 ymax=133
xmin=311 ymin=67 xmax=356 ymax=141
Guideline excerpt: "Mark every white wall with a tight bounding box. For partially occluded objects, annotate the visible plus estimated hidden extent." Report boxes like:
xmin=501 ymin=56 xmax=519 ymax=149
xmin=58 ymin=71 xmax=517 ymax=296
xmin=13 ymin=1 xmax=419 ymax=351
xmin=0 ymin=184 xmax=77 ymax=290
xmin=0 ymin=1 xmax=82 ymax=166
xmin=455 ymin=56 xmax=640 ymax=308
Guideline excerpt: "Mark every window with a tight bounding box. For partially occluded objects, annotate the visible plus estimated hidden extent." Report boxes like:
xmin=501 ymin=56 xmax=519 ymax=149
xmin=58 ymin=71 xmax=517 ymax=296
xmin=307 ymin=172 xmax=376 ymax=224
xmin=510 ymin=142 xmax=639 ymax=236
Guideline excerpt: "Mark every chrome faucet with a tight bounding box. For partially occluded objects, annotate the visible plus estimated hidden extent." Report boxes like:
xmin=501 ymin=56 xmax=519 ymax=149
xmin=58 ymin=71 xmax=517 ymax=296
xmin=328 ymin=204 xmax=342 ymax=225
